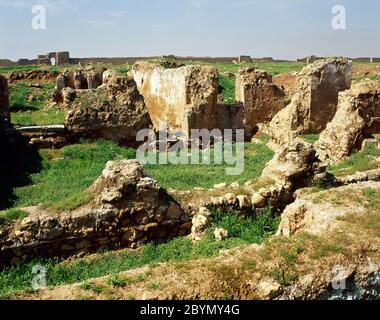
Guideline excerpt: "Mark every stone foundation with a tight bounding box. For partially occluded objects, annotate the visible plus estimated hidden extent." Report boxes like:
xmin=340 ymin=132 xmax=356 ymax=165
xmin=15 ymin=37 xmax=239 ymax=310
xmin=0 ymin=160 xmax=191 ymax=267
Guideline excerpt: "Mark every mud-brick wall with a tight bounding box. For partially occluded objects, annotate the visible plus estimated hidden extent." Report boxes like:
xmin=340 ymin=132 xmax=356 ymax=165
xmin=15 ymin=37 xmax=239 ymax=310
xmin=132 ymin=62 xmax=219 ymax=136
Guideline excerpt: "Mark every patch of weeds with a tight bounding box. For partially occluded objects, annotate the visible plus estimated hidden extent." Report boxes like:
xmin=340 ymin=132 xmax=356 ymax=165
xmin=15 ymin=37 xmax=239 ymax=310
xmin=219 ymin=74 xmax=235 ymax=104
xmin=279 ymin=248 xmax=297 ymax=266
xmin=242 ymin=259 xmax=256 ymax=270
xmin=0 ymin=209 xmax=28 ymax=226
xmin=270 ymin=267 xmax=298 ymax=286
xmin=311 ymin=243 xmax=346 ymax=260
xmin=328 ymin=144 xmax=380 ymax=177
xmin=302 ymin=134 xmax=320 ymax=144
xmin=107 ymin=275 xmax=129 ymax=288
xmin=148 ymin=282 xmax=161 ymax=290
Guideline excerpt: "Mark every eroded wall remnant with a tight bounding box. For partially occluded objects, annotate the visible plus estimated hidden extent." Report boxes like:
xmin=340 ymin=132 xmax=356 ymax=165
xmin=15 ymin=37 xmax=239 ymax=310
xmin=63 ymin=75 xmax=152 ymax=145
xmin=269 ymin=58 xmax=353 ymax=145
xmin=235 ymin=67 xmax=287 ymax=138
xmin=0 ymin=160 xmax=190 ymax=266
xmin=54 ymin=67 xmax=108 ymax=103
xmin=132 ymin=61 xmax=219 ymax=135
xmin=0 ymin=75 xmax=10 ymax=128
xmin=315 ymin=80 xmax=380 ymax=164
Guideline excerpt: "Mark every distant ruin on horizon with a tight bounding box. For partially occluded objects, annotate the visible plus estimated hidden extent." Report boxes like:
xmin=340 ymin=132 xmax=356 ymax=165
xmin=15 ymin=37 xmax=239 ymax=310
xmin=1 ymin=51 xmax=380 ymax=67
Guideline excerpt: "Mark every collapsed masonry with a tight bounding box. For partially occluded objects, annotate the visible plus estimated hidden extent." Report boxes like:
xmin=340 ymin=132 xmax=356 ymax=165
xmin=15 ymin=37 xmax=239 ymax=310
xmin=315 ymin=80 xmax=380 ymax=164
xmin=269 ymin=58 xmax=353 ymax=145
xmin=0 ymin=160 xmax=191 ymax=266
xmin=63 ymin=74 xmax=152 ymax=145
xmin=235 ymin=67 xmax=288 ymax=138
xmin=0 ymin=75 xmax=10 ymax=129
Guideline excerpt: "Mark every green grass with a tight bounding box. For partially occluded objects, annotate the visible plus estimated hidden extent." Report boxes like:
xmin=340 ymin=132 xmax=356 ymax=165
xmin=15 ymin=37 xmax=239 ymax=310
xmin=0 ymin=208 xmax=279 ymax=297
xmin=5 ymin=140 xmax=136 ymax=213
xmin=0 ymin=209 xmax=28 ymax=226
xmin=328 ymin=144 xmax=380 ymax=177
xmin=111 ymin=65 xmax=130 ymax=75
xmin=182 ymin=61 xmax=305 ymax=76
xmin=219 ymin=74 xmax=236 ymax=104
xmin=353 ymin=75 xmax=380 ymax=82
xmin=302 ymin=134 xmax=320 ymax=144
xmin=9 ymin=82 xmax=64 ymax=126
xmin=144 ymin=142 xmax=274 ymax=190
xmin=3 ymin=140 xmax=273 ymax=220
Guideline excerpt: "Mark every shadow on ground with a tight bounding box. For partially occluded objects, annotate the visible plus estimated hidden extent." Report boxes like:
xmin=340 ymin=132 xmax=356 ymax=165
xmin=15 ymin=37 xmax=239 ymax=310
xmin=0 ymin=132 xmax=42 ymax=210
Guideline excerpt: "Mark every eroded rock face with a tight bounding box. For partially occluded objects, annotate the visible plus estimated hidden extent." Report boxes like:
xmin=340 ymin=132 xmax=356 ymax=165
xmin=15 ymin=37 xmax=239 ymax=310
xmin=64 ymin=75 xmax=152 ymax=145
xmin=0 ymin=160 xmax=190 ymax=266
xmin=0 ymin=75 xmax=10 ymax=128
xmin=315 ymin=80 xmax=380 ymax=164
xmin=236 ymin=67 xmax=287 ymax=138
xmin=269 ymin=59 xmax=352 ymax=145
xmin=261 ymin=139 xmax=327 ymax=191
xmin=132 ymin=61 xmax=219 ymax=135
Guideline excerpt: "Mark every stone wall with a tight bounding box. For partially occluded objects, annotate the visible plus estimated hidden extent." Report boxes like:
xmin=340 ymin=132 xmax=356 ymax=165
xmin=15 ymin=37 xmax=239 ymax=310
xmin=0 ymin=75 xmax=10 ymax=128
xmin=215 ymin=103 xmax=244 ymax=132
xmin=0 ymin=160 xmax=191 ymax=266
xmin=54 ymin=67 xmax=108 ymax=103
xmin=64 ymin=75 xmax=152 ymax=145
xmin=315 ymin=80 xmax=380 ymax=164
xmin=132 ymin=61 xmax=219 ymax=135
xmin=269 ymin=58 xmax=353 ymax=145
xmin=236 ymin=67 xmax=287 ymax=138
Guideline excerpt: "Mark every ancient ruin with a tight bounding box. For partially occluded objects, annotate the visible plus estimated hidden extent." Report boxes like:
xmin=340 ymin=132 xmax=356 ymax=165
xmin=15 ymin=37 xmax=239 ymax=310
xmin=269 ymin=58 xmax=353 ymax=144
xmin=315 ymin=80 xmax=380 ymax=163
xmin=236 ymin=67 xmax=287 ymax=138
xmin=53 ymin=66 xmax=108 ymax=103
xmin=63 ymin=74 xmax=152 ymax=144
xmin=132 ymin=61 xmax=219 ymax=135
xmin=0 ymin=160 xmax=190 ymax=266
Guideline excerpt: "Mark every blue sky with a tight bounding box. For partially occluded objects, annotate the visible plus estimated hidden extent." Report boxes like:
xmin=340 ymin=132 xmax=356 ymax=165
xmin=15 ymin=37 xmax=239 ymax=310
xmin=0 ymin=0 xmax=379 ymax=60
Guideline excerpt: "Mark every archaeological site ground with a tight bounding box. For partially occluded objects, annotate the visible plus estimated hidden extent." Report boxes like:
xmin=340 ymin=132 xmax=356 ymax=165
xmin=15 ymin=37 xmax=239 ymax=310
xmin=1 ymin=0 xmax=380 ymax=306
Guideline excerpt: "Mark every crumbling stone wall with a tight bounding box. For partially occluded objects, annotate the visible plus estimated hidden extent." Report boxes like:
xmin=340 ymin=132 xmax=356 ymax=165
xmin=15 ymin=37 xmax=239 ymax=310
xmin=269 ymin=59 xmax=353 ymax=145
xmin=0 ymin=75 xmax=10 ymax=128
xmin=215 ymin=103 xmax=244 ymax=133
xmin=315 ymin=80 xmax=380 ymax=164
xmin=54 ymin=67 xmax=108 ymax=103
xmin=236 ymin=68 xmax=287 ymax=138
xmin=64 ymin=75 xmax=152 ymax=145
xmin=0 ymin=160 xmax=191 ymax=266
xmin=132 ymin=61 xmax=219 ymax=135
